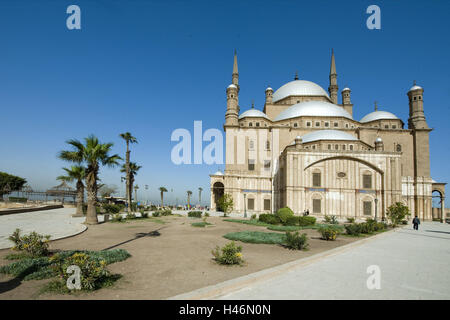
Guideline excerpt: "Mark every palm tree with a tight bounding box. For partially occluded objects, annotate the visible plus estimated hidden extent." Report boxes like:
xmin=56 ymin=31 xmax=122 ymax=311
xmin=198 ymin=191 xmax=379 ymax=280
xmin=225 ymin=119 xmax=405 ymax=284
xmin=159 ymin=187 xmax=168 ymax=207
xmin=134 ymin=184 xmax=139 ymax=203
xmin=59 ymin=135 xmax=121 ymax=224
xmin=198 ymin=187 xmax=203 ymax=206
xmin=57 ymin=165 xmax=85 ymax=217
xmin=187 ymin=190 xmax=192 ymax=209
xmin=119 ymin=132 xmax=138 ymax=212
xmin=120 ymin=162 xmax=141 ymax=211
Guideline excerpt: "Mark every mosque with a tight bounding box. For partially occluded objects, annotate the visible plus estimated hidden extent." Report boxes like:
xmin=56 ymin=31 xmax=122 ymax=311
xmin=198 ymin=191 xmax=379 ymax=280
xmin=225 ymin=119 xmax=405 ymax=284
xmin=210 ymin=51 xmax=446 ymax=221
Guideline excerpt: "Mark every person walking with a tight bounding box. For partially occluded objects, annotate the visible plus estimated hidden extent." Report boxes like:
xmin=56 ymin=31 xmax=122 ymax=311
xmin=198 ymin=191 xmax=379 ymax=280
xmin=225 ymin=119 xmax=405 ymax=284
xmin=412 ymin=215 xmax=420 ymax=230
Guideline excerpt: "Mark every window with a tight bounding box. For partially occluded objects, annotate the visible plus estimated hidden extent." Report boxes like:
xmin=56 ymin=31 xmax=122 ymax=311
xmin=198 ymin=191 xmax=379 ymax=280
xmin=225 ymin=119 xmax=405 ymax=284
xmin=315 ymin=122 xmax=320 ymax=127
xmin=256 ymin=122 xmax=260 ymax=127
xmin=334 ymin=122 xmax=338 ymax=127
xmin=363 ymin=201 xmax=372 ymax=216
xmin=293 ymin=123 xmax=298 ymax=127
xmin=248 ymin=198 xmax=254 ymax=210
xmin=248 ymin=159 xmax=255 ymax=171
xmin=350 ymin=145 xmax=353 ymax=151
xmin=313 ymin=199 xmax=321 ymax=213
xmin=307 ymin=122 xmax=311 ymax=127
xmin=345 ymin=124 xmax=349 ymax=128
xmin=335 ymin=144 xmax=339 ymax=150
xmin=342 ymin=145 xmax=346 ymax=150
xmin=264 ymin=160 xmax=271 ymax=171
xmin=264 ymin=199 xmax=271 ymax=211
xmin=249 ymin=140 xmax=254 ymax=150
xmin=325 ymin=122 xmax=329 ymax=127
xmin=385 ymin=125 xmax=389 ymax=129
xmin=266 ymin=140 xmax=270 ymax=150
xmin=249 ymin=122 xmax=253 ymax=127
xmin=392 ymin=125 xmax=397 ymax=129
xmin=396 ymin=144 xmax=402 ymax=152
xmin=312 ymin=172 xmax=321 ymax=187
xmin=328 ymin=144 xmax=331 ymax=150
xmin=363 ymin=174 xmax=372 ymax=189
xmin=312 ymin=145 xmax=316 ymax=150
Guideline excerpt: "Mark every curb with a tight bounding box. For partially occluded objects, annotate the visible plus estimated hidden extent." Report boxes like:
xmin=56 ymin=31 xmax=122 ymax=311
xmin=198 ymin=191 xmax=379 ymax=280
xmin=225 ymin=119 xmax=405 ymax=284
xmin=168 ymin=227 xmax=399 ymax=300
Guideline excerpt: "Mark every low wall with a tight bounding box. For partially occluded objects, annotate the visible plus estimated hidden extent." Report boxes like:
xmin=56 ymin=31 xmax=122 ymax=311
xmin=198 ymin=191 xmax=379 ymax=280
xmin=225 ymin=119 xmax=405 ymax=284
xmin=0 ymin=205 xmax=64 ymax=216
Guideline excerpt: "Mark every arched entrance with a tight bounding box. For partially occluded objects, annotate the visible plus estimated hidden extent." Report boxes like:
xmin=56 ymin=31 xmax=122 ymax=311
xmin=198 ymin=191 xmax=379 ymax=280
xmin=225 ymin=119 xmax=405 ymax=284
xmin=213 ymin=182 xmax=224 ymax=212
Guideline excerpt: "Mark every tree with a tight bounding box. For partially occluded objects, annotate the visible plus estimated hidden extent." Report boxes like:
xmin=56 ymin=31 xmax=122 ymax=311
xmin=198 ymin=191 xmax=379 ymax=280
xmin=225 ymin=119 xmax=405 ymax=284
xmin=218 ymin=193 xmax=234 ymax=217
xmin=134 ymin=184 xmax=139 ymax=203
xmin=187 ymin=190 xmax=193 ymax=209
xmin=159 ymin=187 xmax=168 ymax=207
xmin=386 ymin=202 xmax=410 ymax=227
xmin=198 ymin=187 xmax=203 ymax=206
xmin=120 ymin=162 xmax=141 ymax=211
xmin=58 ymin=135 xmax=121 ymax=224
xmin=0 ymin=172 xmax=26 ymax=201
xmin=57 ymin=166 xmax=86 ymax=217
xmin=98 ymin=184 xmax=118 ymax=199
xmin=119 ymin=132 xmax=138 ymax=212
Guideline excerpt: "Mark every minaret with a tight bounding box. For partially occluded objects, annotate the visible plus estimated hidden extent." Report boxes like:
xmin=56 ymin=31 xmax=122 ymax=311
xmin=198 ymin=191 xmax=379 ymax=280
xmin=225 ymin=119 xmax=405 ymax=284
xmin=407 ymin=81 xmax=429 ymax=130
xmin=328 ymin=49 xmax=338 ymax=104
xmin=341 ymin=87 xmax=353 ymax=116
xmin=265 ymin=85 xmax=273 ymax=105
xmin=225 ymin=51 xmax=239 ymax=127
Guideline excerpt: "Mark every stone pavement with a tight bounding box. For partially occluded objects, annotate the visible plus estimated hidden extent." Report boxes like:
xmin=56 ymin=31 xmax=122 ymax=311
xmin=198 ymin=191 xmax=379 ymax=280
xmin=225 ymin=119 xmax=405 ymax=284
xmin=0 ymin=207 xmax=88 ymax=249
xmin=172 ymin=222 xmax=450 ymax=300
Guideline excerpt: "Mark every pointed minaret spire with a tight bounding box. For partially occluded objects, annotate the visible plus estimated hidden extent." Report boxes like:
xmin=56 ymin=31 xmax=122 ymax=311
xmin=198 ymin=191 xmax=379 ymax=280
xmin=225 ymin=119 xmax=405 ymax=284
xmin=374 ymin=101 xmax=378 ymax=111
xmin=232 ymin=50 xmax=239 ymax=86
xmin=294 ymin=71 xmax=299 ymax=80
xmin=251 ymin=100 xmax=255 ymax=108
xmin=328 ymin=49 xmax=338 ymax=104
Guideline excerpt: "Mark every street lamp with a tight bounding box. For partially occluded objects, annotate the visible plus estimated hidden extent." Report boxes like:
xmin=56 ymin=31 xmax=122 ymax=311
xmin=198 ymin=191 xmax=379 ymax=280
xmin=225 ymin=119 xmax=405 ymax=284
xmin=374 ymin=198 xmax=378 ymax=221
xmin=244 ymin=193 xmax=247 ymax=218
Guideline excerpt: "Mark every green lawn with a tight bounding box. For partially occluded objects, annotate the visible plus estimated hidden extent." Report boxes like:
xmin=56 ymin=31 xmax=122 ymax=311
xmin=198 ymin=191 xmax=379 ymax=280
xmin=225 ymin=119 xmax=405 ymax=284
xmin=223 ymin=219 xmax=273 ymax=227
xmin=191 ymin=222 xmax=213 ymax=228
xmin=223 ymin=231 xmax=286 ymax=244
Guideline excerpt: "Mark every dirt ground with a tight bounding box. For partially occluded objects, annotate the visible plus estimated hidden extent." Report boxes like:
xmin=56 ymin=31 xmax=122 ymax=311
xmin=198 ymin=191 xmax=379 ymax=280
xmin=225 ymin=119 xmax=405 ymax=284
xmin=0 ymin=216 xmax=360 ymax=300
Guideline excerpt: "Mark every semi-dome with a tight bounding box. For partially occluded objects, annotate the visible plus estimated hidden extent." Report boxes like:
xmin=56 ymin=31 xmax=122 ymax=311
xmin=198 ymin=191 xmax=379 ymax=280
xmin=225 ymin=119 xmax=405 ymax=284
xmin=213 ymin=170 xmax=223 ymax=176
xmin=301 ymin=130 xmax=358 ymax=143
xmin=274 ymin=100 xmax=353 ymax=121
xmin=239 ymin=109 xmax=270 ymax=120
xmin=360 ymin=110 xmax=399 ymax=123
xmin=272 ymin=80 xmax=330 ymax=103
xmin=408 ymin=85 xmax=423 ymax=92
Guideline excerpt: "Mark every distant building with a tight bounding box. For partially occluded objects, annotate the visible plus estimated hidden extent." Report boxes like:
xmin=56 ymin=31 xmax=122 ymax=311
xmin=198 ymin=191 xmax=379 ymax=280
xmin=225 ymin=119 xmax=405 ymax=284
xmin=210 ymin=51 xmax=446 ymax=221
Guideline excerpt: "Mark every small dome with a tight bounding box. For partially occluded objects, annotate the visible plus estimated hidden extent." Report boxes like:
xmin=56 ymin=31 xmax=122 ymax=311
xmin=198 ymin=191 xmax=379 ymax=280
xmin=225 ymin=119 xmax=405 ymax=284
xmin=214 ymin=170 xmax=223 ymax=176
xmin=227 ymin=84 xmax=237 ymax=89
xmin=375 ymin=137 xmax=383 ymax=143
xmin=360 ymin=110 xmax=399 ymax=123
xmin=266 ymin=87 xmax=273 ymax=92
xmin=274 ymin=101 xmax=353 ymax=121
xmin=342 ymin=87 xmax=351 ymax=92
xmin=239 ymin=109 xmax=270 ymax=120
xmin=408 ymin=85 xmax=423 ymax=92
xmin=272 ymin=80 xmax=330 ymax=103
xmin=301 ymin=130 xmax=358 ymax=143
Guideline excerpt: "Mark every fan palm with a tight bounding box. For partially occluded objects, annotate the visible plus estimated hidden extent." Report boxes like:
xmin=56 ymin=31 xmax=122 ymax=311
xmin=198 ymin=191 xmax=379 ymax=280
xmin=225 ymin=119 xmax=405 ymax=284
xmin=120 ymin=162 xmax=141 ymax=211
xmin=57 ymin=165 xmax=86 ymax=217
xmin=159 ymin=187 xmax=168 ymax=207
xmin=119 ymin=132 xmax=138 ymax=212
xmin=187 ymin=190 xmax=192 ymax=209
xmin=59 ymin=135 xmax=121 ymax=224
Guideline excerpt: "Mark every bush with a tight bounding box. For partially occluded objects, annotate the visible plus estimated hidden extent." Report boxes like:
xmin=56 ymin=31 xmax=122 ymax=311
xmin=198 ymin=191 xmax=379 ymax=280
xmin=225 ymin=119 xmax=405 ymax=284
xmin=211 ymin=241 xmax=244 ymax=265
xmin=251 ymin=214 xmax=257 ymax=220
xmin=8 ymin=197 xmax=27 ymax=203
xmin=126 ymin=212 xmax=136 ymax=219
xmin=318 ymin=226 xmax=339 ymax=241
xmin=188 ymin=211 xmax=203 ymax=218
xmin=140 ymin=210 xmax=149 ymax=218
xmin=102 ymin=204 xmax=123 ymax=214
xmin=275 ymin=207 xmax=294 ymax=224
xmin=284 ymin=232 xmax=309 ymax=250
xmin=50 ymin=252 xmax=109 ymax=291
xmin=204 ymin=212 xmax=210 ymax=217
xmin=345 ymin=223 xmax=361 ymax=236
xmin=386 ymin=202 xmax=410 ymax=227
xmin=152 ymin=211 xmax=160 ymax=217
xmin=111 ymin=213 xmax=124 ymax=222
xmin=298 ymin=216 xmax=316 ymax=226
xmin=258 ymin=213 xmax=280 ymax=225
xmin=324 ymin=215 xmax=339 ymax=224
xmin=346 ymin=217 xmax=355 ymax=223
xmin=8 ymin=229 xmax=50 ymax=257
xmin=284 ymin=216 xmax=299 ymax=226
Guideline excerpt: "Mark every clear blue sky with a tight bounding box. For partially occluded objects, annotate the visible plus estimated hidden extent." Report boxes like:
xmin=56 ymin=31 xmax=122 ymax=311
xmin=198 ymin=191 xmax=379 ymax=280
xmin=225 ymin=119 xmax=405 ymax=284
xmin=0 ymin=0 xmax=449 ymax=205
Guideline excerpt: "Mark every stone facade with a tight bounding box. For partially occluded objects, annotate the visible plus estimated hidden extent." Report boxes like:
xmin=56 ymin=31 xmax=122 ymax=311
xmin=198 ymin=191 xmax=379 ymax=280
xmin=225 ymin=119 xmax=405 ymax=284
xmin=210 ymin=51 xmax=446 ymax=222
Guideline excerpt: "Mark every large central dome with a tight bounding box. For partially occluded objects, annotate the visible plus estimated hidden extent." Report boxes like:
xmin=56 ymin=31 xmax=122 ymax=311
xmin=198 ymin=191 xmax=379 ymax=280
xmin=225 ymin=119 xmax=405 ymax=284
xmin=274 ymin=100 xmax=353 ymax=121
xmin=272 ymin=80 xmax=330 ymax=103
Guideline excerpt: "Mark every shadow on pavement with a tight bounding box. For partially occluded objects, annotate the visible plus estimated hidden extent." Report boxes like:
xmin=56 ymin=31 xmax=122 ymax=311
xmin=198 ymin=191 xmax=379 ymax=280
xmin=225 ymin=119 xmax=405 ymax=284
xmin=102 ymin=227 xmax=164 ymax=251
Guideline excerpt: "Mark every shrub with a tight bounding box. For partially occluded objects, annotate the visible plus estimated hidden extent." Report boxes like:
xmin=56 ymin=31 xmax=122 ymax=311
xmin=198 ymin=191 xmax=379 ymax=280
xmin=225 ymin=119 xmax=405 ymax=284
xmin=111 ymin=213 xmax=124 ymax=222
xmin=345 ymin=223 xmax=361 ymax=236
xmin=324 ymin=215 xmax=339 ymax=224
xmin=211 ymin=241 xmax=244 ymax=265
xmin=298 ymin=216 xmax=316 ymax=226
xmin=153 ymin=209 xmax=172 ymax=216
xmin=8 ymin=229 xmax=50 ymax=257
xmin=50 ymin=252 xmax=109 ymax=291
xmin=284 ymin=232 xmax=309 ymax=250
xmin=258 ymin=213 xmax=280 ymax=225
xmin=217 ymin=193 xmax=234 ymax=216
xmin=8 ymin=197 xmax=27 ymax=203
xmin=251 ymin=214 xmax=257 ymax=220
xmin=188 ymin=211 xmax=203 ymax=218
xmin=102 ymin=204 xmax=123 ymax=214
xmin=204 ymin=212 xmax=210 ymax=217
xmin=126 ymin=212 xmax=136 ymax=219
xmin=346 ymin=217 xmax=355 ymax=223
xmin=284 ymin=216 xmax=299 ymax=226
xmin=152 ymin=211 xmax=160 ymax=217
xmin=275 ymin=207 xmax=294 ymax=224
xmin=318 ymin=226 xmax=339 ymax=241
xmin=386 ymin=202 xmax=410 ymax=227
xmin=140 ymin=211 xmax=149 ymax=218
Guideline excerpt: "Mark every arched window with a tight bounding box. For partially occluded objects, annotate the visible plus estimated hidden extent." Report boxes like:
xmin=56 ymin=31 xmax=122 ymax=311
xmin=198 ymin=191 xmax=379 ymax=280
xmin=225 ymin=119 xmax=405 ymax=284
xmin=249 ymin=140 xmax=254 ymax=150
xmin=266 ymin=140 xmax=270 ymax=150
xmin=396 ymin=144 xmax=402 ymax=152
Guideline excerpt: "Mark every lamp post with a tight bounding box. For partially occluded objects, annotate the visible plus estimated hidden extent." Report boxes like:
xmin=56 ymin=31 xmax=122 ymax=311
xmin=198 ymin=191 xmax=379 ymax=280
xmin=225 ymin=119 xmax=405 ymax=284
xmin=374 ymin=198 xmax=378 ymax=221
xmin=244 ymin=193 xmax=247 ymax=218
